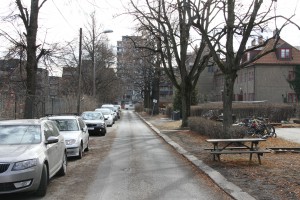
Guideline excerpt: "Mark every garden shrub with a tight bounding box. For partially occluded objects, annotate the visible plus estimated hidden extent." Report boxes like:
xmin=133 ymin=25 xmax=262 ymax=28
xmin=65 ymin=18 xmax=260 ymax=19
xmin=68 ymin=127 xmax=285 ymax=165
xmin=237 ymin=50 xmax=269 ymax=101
xmin=191 ymin=102 xmax=295 ymax=123
xmin=188 ymin=116 xmax=245 ymax=139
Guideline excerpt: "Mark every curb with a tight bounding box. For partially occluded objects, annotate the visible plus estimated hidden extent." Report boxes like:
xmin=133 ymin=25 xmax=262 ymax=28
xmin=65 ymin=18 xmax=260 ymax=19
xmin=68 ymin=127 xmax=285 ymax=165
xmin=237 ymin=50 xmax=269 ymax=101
xmin=138 ymin=114 xmax=256 ymax=200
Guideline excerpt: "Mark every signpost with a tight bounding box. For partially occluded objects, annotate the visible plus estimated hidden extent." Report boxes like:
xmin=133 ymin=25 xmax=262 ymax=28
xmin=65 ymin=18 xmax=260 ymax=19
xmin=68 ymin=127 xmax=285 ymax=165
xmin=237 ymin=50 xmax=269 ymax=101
xmin=151 ymin=99 xmax=157 ymax=117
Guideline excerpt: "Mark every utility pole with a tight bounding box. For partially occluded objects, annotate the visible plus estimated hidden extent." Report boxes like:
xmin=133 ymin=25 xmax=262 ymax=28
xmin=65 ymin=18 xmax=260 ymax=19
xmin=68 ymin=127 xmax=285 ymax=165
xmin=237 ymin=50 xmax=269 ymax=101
xmin=77 ymin=28 xmax=82 ymax=115
xmin=92 ymin=20 xmax=96 ymax=97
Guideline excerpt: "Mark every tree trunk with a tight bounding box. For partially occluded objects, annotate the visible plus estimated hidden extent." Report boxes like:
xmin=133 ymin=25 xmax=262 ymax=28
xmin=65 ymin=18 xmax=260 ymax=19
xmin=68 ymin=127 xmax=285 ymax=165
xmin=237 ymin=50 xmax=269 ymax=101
xmin=222 ymin=72 xmax=236 ymax=132
xmin=143 ymin=88 xmax=151 ymax=109
xmin=18 ymin=0 xmax=40 ymax=118
xmin=151 ymin=63 xmax=160 ymax=115
xmin=24 ymin=61 xmax=37 ymax=118
xmin=180 ymin=79 xmax=192 ymax=127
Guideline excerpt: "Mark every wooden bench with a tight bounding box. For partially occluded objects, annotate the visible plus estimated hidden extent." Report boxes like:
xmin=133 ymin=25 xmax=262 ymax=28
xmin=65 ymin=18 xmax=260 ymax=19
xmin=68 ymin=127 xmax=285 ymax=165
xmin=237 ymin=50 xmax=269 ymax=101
xmin=206 ymin=138 xmax=270 ymax=164
xmin=210 ymin=150 xmax=271 ymax=164
xmin=204 ymin=146 xmax=248 ymax=151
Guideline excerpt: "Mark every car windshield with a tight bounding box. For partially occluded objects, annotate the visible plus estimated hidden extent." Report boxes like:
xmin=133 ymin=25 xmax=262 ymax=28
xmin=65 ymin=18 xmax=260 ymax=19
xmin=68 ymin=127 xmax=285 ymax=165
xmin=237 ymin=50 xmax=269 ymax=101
xmin=53 ymin=119 xmax=79 ymax=131
xmin=81 ymin=112 xmax=102 ymax=120
xmin=0 ymin=125 xmax=41 ymax=145
xmin=97 ymin=110 xmax=110 ymax=115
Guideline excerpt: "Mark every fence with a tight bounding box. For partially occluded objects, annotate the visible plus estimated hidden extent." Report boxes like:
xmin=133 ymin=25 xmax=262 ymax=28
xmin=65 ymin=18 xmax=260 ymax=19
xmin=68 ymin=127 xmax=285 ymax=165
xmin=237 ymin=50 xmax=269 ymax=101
xmin=0 ymin=93 xmax=97 ymax=119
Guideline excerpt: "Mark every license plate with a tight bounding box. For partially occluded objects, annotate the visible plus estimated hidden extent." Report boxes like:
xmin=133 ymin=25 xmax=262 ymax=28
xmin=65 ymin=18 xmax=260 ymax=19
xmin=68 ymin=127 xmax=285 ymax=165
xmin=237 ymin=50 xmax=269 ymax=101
xmin=88 ymin=127 xmax=94 ymax=130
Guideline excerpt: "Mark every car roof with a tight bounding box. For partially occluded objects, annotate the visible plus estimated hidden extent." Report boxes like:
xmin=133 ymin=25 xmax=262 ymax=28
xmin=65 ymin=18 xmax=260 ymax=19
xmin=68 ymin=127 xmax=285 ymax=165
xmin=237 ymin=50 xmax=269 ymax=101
xmin=0 ymin=119 xmax=45 ymax=125
xmin=47 ymin=115 xmax=79 ymax=120
xmin=101 ymin=104 xmax=114 ymax=107
xmin=82 ymin=111 xmax=103 ymax=114
xmin=95 ymin=108 xmax=111 ymax=111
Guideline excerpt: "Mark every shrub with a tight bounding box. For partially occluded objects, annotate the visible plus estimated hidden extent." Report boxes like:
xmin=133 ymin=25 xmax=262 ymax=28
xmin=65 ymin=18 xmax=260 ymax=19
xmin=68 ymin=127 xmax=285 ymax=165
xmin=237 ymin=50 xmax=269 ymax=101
xmin=191 ymin=102 xmax=295 ymax=123
xmin=134 ymin=103 xmax=143 ymax=112
xmin=188 ymin=116 xmax=244 ymax=139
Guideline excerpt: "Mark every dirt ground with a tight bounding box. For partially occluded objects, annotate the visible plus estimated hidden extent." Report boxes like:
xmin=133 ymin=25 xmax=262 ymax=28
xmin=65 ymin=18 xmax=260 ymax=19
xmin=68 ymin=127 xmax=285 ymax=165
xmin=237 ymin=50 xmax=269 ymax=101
xmin=144 ymin=114 xmax=300 ymax=200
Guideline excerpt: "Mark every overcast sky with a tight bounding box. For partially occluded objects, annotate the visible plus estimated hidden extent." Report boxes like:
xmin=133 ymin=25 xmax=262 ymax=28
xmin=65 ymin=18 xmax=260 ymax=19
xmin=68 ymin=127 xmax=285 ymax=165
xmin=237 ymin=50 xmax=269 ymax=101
xmin=1 ymin=0 xmax=300 ymax=51
xmin=41 ymin=0 xmax=300 ymax=47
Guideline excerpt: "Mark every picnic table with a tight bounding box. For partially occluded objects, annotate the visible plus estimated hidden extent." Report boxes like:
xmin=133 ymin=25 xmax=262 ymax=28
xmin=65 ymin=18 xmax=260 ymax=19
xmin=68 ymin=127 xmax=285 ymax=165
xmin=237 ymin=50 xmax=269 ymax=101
xmin=205 ymin=138 xmax=271 ymax=164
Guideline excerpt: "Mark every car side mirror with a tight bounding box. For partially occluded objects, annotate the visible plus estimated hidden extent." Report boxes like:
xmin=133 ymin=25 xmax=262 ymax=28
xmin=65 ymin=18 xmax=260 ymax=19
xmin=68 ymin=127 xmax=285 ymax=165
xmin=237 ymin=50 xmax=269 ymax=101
xmin=45 ymin=136 xmax=59 ymax=144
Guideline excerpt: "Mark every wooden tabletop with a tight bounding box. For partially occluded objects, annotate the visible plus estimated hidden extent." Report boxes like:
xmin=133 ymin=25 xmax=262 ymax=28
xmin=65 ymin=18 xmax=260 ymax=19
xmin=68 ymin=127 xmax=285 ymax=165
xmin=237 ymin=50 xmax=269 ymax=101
xmin=206 ymin=138 xmax=267 ymax=143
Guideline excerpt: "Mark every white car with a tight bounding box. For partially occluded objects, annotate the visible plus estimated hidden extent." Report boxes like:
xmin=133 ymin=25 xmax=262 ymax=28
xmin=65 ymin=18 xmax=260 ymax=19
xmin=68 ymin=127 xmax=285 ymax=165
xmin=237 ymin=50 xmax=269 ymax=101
xmin=0 ymin=119 xmax=67 ymax=197
xmin=46 ymin=115 xmax=89 ymax=159
xmin=101 ymin=104 xmax=118 ymax=121
xmin=81 ymin=111 xmax=107 ymax=136
xmin=95 ymin=108 xmax=115 ymax=127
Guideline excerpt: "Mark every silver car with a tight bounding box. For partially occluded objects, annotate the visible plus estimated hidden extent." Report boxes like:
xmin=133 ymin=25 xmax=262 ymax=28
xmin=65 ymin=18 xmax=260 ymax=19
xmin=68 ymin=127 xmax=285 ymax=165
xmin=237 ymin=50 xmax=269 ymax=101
xmin=81 ymin=111 xmax=107 ymax=136
xmin=0 ymin=119 xmax=67 ymax=197
xmin=46 ymin=115 xmax=89 ymax=159
xmin=95 ymin=108 xmax=115 ymax=127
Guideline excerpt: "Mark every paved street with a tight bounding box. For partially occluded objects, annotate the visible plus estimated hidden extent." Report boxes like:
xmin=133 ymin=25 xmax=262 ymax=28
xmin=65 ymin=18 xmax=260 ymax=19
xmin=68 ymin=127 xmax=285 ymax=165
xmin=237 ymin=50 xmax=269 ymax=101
xmin=85 ymin=110 xmax=232 ymax=200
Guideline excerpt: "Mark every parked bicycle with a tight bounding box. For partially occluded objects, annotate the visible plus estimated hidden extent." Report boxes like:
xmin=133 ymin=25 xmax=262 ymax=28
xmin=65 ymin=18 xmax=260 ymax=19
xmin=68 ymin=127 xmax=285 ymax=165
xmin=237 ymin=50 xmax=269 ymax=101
xmin=239 ymin=117 xmax=277 ymax=139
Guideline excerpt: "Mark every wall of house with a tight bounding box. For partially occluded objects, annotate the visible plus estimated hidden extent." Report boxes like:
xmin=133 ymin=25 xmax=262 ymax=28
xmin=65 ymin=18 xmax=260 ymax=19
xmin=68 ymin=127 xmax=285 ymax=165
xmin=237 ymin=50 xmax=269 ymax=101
xmin=198 ymin=66 xmax=219 ymax=102
xmin=234 ymin=67 xmax=255 ymax=101
xmin=255 ymin=64 xmax=294 ymax=103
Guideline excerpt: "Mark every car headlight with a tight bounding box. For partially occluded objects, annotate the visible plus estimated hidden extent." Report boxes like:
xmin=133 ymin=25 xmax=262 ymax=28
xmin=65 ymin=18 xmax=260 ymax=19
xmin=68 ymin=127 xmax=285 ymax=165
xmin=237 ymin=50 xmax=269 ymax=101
xmin=98 ymin=123 xmax=105 ymax=127
xmin=12 ymin=159 xmax=37 ymax=171
xmin=65 ymin=139 xmax=76 ymax=145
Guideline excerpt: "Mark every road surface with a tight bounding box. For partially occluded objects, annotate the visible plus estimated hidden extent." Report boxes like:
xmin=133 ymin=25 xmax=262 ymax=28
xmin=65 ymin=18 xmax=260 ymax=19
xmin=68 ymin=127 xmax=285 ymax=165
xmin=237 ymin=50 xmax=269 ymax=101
xmin=2 ymin=110 xmax=232 ymax=200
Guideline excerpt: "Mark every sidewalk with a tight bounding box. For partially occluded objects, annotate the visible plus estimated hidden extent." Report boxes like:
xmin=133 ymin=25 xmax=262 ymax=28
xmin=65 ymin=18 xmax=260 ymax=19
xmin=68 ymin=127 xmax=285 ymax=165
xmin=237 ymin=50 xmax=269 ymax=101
xmin=276 ymin=128 xmax=300 ymax=143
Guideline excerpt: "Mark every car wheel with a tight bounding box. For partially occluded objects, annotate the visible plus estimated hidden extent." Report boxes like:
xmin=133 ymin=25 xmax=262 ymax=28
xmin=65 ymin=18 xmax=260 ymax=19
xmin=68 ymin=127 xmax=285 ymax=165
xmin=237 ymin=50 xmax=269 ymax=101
xmin=57 ymin=152 xmax=67 ymax=176
xmin=101 ymin=129 xmax=106 ymax=136
xmin=85 ymin=140 xmax=89 ymax=152
xmin=35 ymin=164 xmax=48 ymax=197
xmin=78 ymin=144 xmax=83 ymax=159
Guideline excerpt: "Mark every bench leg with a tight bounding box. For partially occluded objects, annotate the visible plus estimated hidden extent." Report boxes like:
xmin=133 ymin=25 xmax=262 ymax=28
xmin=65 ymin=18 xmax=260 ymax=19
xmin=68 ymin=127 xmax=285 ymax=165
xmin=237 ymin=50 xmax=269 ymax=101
xmin=212 ymin=154 xmax=221 ymax=161
xmin=257 ymin=153 xmax=262 ymax=165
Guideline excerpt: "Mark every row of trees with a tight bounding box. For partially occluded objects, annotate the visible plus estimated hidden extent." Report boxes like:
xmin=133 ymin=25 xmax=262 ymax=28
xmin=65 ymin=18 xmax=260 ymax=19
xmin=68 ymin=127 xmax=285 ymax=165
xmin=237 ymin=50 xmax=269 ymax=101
xmin=1 ymin=0 xmax=299 ymax=132
xmin=0 ymin=1 xmax=122 ymax=118
xmin=125 ymin=0 xmax=299 ymax=131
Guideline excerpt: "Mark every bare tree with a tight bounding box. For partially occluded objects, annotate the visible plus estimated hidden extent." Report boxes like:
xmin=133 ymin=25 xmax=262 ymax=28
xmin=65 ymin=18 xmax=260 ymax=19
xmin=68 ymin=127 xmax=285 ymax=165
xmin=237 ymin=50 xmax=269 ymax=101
xmin=82 ymin=12 xmax=120 ymax=104
xmin=13 ymin=0 xmax=48 ymax=118
xmin=191 ymin=0 xmax=300 ymax=131
xmin=128 ymin=0 xmax=211 ymax=127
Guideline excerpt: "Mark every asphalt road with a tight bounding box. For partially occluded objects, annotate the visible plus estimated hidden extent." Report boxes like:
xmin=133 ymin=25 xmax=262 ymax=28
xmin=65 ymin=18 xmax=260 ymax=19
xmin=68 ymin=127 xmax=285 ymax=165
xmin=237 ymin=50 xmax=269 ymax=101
xmin=85 ymin=110 xmax=232 ymax=200
xmin=1 ymin=110 xmax=232 ymax=200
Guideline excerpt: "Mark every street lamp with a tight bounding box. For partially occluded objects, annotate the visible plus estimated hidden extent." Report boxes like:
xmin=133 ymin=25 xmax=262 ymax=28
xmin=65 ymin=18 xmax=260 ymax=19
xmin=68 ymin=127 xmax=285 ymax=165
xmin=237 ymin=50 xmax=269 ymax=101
xmin=93 ymin=29 xmax=113 ymax=97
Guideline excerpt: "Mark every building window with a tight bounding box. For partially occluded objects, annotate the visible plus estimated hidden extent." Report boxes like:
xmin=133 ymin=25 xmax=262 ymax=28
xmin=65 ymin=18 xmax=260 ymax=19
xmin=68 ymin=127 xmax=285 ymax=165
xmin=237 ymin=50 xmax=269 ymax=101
xmin=288 ymin=70 xmax=295 ymax=81
xmin=280 ymin=48 xmax=291 ymax=59
xmin=248 ymin=71 xmax=254 ymax=81
xmin=287 ymin=93 xmax=298 ymax=103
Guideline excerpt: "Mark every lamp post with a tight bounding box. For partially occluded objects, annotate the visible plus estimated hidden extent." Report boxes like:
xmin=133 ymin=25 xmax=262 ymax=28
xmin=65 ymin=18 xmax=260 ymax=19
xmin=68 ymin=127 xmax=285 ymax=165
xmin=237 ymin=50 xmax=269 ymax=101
xmin=93 ymin=29 xmax=113 ymax=97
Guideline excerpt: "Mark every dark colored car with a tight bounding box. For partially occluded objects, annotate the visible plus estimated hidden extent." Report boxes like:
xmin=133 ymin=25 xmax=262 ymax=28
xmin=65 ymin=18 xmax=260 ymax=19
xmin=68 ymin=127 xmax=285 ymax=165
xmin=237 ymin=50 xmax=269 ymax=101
xmin=81 ymin=111 xmax=107 ymax=136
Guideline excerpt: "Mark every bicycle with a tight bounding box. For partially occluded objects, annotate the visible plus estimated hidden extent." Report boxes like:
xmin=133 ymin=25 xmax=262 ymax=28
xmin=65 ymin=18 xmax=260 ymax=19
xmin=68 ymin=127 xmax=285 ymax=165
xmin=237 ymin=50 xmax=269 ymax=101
xmin=240 ymin=117 xmax=277 ymax=139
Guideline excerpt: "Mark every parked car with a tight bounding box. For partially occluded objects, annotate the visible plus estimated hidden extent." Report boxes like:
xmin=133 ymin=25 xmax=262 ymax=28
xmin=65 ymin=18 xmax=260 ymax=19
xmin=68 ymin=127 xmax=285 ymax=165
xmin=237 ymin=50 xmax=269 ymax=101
xmin=95 ymin=108 xmax=115 ymax=127
xmin=101 ymin=104 xmax=119 ymax=120
xmin=44 ymin=115 xmax=89 ymax=159
xmin=0 ymin=119 xmax=67 ymax=197
xmin=81 ymin=111 xmax=107 ymax=136
xmin=124 ymin=103 xmax=134 ymax=110
xmin=113 ymin=104 xmax=121 ymax=119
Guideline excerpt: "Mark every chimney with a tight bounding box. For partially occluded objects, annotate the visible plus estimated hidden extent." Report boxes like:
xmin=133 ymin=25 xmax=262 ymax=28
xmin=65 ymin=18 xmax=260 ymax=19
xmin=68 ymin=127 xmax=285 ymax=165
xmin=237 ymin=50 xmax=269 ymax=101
xmin=258 ymin=35 xmax=264 ymax=45
xmin=251 ymin=39 xmax=256 ymax=47
xmin=273 ymin=28 xmax=279 ymax=36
